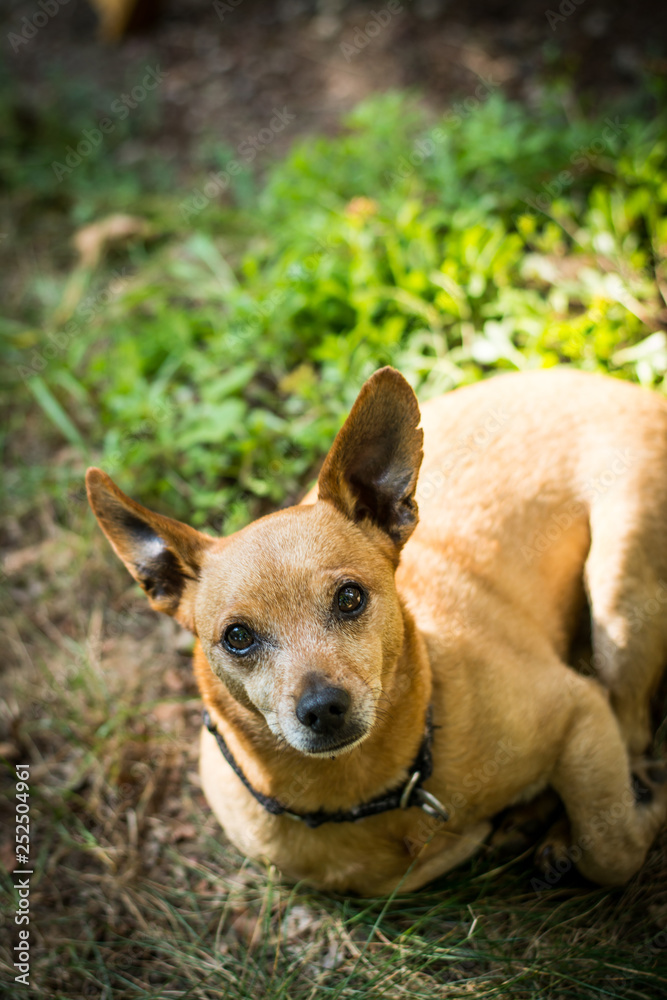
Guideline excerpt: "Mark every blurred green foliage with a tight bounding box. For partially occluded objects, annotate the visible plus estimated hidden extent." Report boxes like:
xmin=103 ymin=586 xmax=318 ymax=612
xmin=3 ymin=85 xmax=667 ymax=533
xmin=0 ymin=62 xmax=171 ymax=213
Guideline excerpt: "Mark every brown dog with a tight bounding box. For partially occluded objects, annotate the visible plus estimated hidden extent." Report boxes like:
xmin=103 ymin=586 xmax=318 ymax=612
xmin=86 ymin=367 xmax=667 ymax=896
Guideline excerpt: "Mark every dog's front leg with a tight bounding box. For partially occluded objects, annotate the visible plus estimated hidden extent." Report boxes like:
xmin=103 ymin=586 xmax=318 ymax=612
xmin=549 ymin=677 xmax=667 ymax=886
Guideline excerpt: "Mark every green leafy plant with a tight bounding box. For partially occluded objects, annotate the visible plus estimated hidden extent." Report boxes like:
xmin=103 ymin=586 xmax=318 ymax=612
xmin=4 ymin=87 xmax=667 ymax=532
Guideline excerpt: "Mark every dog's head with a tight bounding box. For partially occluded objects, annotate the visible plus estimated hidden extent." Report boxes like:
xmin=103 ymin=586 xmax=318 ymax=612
xmin=86 ymin=367 xmax=423 ymax=757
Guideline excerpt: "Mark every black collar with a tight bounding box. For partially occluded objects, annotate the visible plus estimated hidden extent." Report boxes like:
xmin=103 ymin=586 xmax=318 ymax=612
xmin=202 ymin=706 xmax=449 ymax=829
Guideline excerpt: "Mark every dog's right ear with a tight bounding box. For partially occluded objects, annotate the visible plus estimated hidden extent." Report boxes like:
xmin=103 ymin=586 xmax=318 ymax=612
xmin=317 ymin=367 xmax=423 ymax=554
xmin=85 ymin=468 xmax=213 ymax=631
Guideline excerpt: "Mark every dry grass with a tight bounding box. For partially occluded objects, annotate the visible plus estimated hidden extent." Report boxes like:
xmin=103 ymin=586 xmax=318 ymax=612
xmin=2 ymin=496 xmax=667 ymax=1000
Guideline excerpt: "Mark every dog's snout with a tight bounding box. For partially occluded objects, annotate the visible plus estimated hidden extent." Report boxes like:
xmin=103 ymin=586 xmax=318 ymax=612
xmin=296 ymin=684 xmax=350 ymax=735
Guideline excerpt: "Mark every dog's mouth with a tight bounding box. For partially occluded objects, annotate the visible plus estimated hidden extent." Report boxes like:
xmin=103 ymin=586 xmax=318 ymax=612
xmin=295 ymin=726 xmax=371 ymax=758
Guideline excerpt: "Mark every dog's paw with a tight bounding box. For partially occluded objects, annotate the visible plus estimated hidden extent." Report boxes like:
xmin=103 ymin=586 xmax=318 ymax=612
xmin=631 ymin=758 xmax=667 ymax=804
xmin=534 ymin=816 xmax=572 ymax=876
xmin=490 ymin=791 xmax=562 ymax=856
xmin=490 ymin=817 xmax=535 ymax=856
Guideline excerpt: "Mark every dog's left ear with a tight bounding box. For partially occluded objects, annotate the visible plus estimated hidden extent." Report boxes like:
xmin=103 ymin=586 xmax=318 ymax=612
xmin=317 ymin=367 xmax=424 ymax=552
xmin=86 ymin=468 xmax=213 ymax=631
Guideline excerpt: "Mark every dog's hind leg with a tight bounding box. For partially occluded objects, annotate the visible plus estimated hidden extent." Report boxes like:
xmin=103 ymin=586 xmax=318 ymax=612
xmin=550 ymin=674 xmax=667 ymax=885
xmin=583 ymin=495 xmax=667 ymax=757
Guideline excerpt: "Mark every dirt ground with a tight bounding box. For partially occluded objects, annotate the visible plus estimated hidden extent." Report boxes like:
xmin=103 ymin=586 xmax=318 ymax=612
xmin=5 ymin=0 xmax=667 ymax=180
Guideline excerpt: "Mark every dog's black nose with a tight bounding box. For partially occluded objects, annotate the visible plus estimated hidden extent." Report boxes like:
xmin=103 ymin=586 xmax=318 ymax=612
xmin=296 ymin=685 xmax=350 ymax=735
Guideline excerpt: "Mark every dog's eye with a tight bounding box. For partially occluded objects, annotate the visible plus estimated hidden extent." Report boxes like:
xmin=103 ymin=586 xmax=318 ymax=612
xmin=337 ymin=584 xmax=365 ymax=615
xmin=223 ymin=624 xmax=255 ymax=653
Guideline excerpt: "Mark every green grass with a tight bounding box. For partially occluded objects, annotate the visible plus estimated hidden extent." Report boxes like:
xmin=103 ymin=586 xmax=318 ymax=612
xmin=1 ymin=74 xmax=667 ymax=999
xmin=1 ymin=590 xmax=666 ymax=999
xmin=1 ymin=582 xmax=666 ymax=1000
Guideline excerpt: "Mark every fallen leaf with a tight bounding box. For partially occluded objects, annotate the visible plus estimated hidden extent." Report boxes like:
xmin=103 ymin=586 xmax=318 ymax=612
xmin=73 ymin=214 xmax=150 ymax=269
xmin=170 ymin=823 xmax=197 ymax=843
xmin=151 ymin=702 xmax=186 ymax=730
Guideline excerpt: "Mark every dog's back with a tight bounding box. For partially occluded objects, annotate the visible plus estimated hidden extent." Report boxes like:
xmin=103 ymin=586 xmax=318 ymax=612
xmin=404 ymin=368 xmax=667 ymax=754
